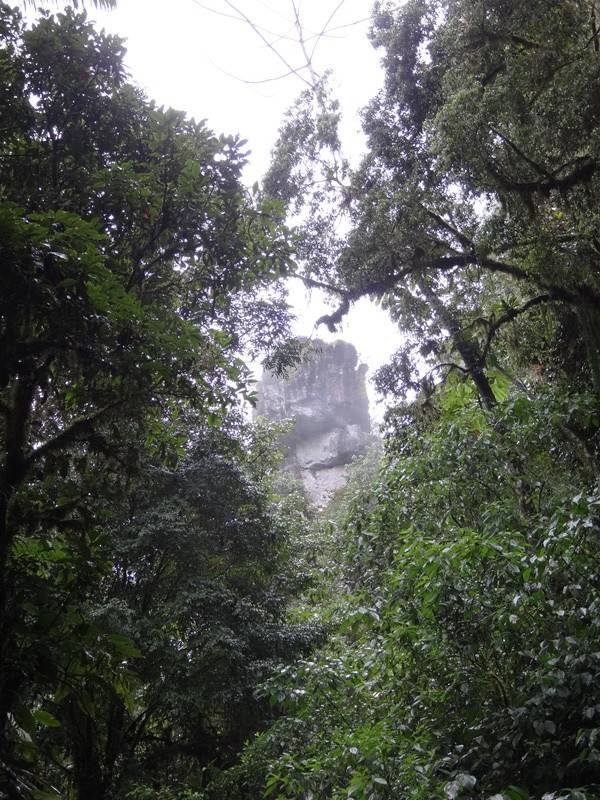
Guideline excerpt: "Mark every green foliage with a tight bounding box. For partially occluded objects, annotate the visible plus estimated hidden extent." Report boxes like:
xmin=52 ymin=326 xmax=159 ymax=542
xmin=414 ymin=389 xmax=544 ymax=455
xmin=4 ymin=1 xmax=600 ymax=798
xmin=36 ymin=430 xmax=318 ymax=798
xmin=0 ymin=6 xmax=297 ymax=799
xmin=266 ymin=0 xmax=600 ymax=407
xmin=245 ymin=11 xmax=600 ymax=791
xmin=224 ymin=384 xmax=600 ymax=799
xmin=204 ymin=2 xmax=600 ymax=798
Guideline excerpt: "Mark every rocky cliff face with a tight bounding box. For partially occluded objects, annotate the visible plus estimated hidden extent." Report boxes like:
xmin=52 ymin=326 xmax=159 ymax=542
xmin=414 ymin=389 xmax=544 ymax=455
xmin=256 ymin=340 xmax=371 ymax=505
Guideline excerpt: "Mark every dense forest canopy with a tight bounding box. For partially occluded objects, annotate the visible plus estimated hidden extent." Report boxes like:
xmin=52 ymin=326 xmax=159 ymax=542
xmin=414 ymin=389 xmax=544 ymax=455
xmin=0 ymin=5 xmax=310 ymax=797
xmin=1 ymin=1 xmax=600 ymax=799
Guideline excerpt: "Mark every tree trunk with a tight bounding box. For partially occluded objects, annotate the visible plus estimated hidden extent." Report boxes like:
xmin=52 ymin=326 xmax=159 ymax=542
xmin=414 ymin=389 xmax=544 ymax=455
xmin=576 ymin=301 xmax=600 ymax=395
xmin=67 ymin=702 xmax=109 ymax=800
xmin=0 ymin=491 xmax=19 ymax=753
xmin=419 ymin=281 xmax=497 ymax=409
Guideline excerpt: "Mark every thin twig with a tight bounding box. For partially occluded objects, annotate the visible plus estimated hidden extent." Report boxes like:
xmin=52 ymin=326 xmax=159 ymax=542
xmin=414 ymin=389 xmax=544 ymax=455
xmin=221 ymin=0 xmax=314 ymax=88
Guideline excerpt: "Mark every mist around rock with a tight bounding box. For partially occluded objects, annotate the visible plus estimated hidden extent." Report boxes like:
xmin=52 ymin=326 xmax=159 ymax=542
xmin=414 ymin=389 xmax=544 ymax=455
xmin=255 ymin=339 xmax=373 ymax=506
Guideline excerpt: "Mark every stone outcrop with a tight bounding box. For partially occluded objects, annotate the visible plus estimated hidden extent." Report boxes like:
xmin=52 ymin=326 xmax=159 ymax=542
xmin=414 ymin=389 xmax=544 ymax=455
xmin=255 ymin=340 xmax=370 ymax=505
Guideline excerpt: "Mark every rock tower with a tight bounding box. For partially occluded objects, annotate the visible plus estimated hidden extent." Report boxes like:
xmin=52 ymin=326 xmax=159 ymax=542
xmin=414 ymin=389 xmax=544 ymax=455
xmin=256 ymin=340 xmax=371 ymax=505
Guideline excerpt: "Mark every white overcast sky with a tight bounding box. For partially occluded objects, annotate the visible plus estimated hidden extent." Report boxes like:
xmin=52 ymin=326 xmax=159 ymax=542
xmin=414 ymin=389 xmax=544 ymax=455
xmin=50 ymin=0 xmax=405 ymax=417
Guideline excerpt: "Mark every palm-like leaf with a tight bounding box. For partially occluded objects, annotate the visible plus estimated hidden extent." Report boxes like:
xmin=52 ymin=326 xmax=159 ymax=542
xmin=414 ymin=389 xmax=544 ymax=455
xmin=22 ymin=0 xmax=117 ymax=9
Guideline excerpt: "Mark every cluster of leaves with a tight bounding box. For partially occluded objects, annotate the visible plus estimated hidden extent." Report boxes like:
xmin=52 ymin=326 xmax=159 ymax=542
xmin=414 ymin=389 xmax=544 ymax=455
xmin=265 ymin=0 xmax=600 ymax=408
xmin=4 ymin=1 xmax=600 ymax=798
xmin=222 ymin=7 xmax=600 ymax=791
xmin=4 ymin=422 xmax=321 ymax=799
xmin=224 ymin=381 xmax=600 ymax=800
xmin=0 ymin=5 xmax=315 ymax=799
xmin=171 ymin=1 xmax=600 ymax=798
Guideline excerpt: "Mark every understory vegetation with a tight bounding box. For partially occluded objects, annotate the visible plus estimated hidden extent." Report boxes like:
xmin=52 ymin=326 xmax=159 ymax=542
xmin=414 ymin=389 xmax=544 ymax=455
xmin=1 ymin=1 xmax=600 ymax=798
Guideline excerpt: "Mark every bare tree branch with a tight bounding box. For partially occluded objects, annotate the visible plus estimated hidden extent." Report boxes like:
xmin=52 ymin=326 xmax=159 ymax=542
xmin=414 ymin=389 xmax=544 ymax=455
xmin=292 ymin=0 xmax=320 ymax=87
xmin=221 ymin=0 xmax=314 ymax=88
xmin=309 ymin=0 xmax=346 ymax=62
xmin=189 ymin=0 xmax=245 ymax=22
xmin=208 ymin=59 xmax=311 ymax=85
xmin=325 ymin=17 xmax=371 ymax=33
